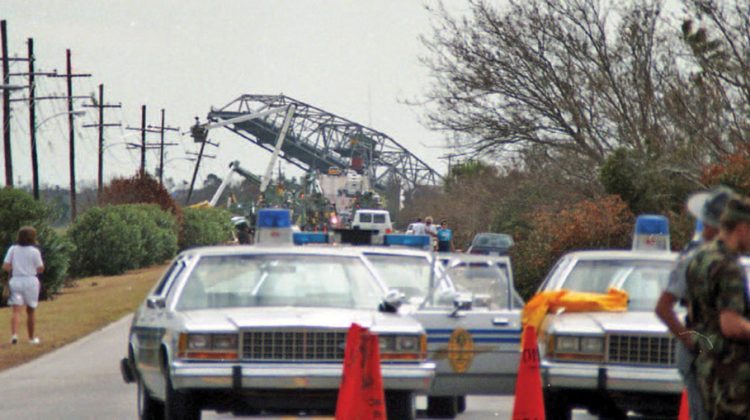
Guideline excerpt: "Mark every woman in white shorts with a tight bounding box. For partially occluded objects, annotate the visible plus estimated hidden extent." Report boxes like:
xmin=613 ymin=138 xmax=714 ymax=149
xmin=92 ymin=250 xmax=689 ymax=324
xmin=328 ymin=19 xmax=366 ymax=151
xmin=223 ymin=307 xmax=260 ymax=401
xmin=3 ymin=226 xmax=45 ymax=345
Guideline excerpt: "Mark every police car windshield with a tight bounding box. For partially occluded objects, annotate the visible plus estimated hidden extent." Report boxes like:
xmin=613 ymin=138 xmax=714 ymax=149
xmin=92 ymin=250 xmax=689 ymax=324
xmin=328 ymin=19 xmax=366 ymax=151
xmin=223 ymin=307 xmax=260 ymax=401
xmin=364 ymin=254 xmax=433 ymax=300
xmin=560 ymin=259 xmax=673 ymax=311
xmin=176 ymin=254 xmax=384 ymax=311
xmin=448 ymin=263 xmax=511 ymax=310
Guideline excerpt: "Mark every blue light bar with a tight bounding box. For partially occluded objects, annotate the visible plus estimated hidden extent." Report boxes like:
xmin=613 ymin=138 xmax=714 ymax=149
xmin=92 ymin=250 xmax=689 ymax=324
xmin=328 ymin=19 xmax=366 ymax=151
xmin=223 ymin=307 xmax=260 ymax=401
xmin=633 ymin=214 xmax=670 ymax=251
xmin=293 ymin=232 xmax=329 ymax=245
xmin=634 ymin=215 xmax=669 ymax=235
xmin=256 ymin=209 xmax=291 ymax=228
xmin=384 ymin=234 xmax=431 ymax=249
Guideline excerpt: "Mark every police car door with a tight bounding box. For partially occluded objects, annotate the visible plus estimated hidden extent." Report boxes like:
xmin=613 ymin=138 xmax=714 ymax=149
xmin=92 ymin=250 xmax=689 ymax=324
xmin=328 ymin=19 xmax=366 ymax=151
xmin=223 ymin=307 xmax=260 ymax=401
xmin=415 ymin=255 xmax=523 ymax=396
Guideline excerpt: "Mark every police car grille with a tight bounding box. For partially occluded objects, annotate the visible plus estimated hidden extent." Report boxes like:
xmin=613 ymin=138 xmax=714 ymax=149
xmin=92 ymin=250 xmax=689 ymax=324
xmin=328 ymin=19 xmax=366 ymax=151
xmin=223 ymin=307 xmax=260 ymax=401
xmin=607 ymin=334 xmax=675 ymax=366
xmin=242 ymin=330 xmax=347 ymax=361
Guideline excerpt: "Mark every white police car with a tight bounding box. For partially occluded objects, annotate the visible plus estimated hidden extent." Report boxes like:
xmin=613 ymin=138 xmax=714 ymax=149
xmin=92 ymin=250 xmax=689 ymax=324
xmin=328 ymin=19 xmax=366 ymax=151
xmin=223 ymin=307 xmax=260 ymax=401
xmin=356 ymin=238 xmax=524 ymax=419
xmin=120 ymin=212 xmax=435 ymax=419
xmin=538 ymin=215 xmax=682 ymax=418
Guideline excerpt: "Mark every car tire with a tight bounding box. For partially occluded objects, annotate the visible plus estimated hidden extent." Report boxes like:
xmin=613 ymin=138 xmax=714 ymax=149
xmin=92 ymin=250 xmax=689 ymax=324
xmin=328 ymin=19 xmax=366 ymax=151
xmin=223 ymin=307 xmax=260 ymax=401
xmin=543 ymin=390 xmax=572 ymax=420
xmin=137 ymin=374 xmax=164 ymax=420
xmin=427 ymin=396 xmax=459 ymax=418
xmin=385 ymin=391 xmax=416 ymax=420
xmin=457 ymin=395 xmax=467 ymax=413
xmin=164 ymin=373 xmax=200 ymax=420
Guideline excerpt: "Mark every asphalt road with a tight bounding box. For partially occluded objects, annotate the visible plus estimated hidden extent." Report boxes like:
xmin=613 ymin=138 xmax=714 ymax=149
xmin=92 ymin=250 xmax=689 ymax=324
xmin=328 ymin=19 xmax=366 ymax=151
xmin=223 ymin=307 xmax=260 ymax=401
xmin=0 ymin=315 xmax=598 ymax=419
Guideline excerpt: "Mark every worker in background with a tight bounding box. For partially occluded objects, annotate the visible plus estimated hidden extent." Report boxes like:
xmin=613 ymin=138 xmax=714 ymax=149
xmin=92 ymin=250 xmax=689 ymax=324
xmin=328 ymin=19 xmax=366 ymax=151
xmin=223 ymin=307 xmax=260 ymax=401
xmin=655 ymin=186 xmax=731 ymax=420
xmin=424 ymin=216 xmax=438 ymax=251
xmin=437 ymin=220 xmax=454 ymax=253
xmin=410 ymin=217 xmax=426 ymax=235
xmin=236 ymin=221 xmax=252 ymax=244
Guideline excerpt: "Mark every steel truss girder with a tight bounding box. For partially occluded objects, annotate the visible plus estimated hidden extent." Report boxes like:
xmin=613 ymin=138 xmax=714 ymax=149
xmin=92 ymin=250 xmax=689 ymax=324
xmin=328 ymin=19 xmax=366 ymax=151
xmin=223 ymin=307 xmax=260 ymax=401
xmin=207 ymin=94 xmax=441 ymax=192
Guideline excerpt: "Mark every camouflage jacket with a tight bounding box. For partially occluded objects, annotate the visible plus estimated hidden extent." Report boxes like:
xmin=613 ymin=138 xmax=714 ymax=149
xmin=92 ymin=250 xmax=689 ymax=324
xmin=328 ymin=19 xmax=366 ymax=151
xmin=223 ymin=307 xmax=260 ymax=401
xmin=685 ymin=240 xmax=750 ymax=418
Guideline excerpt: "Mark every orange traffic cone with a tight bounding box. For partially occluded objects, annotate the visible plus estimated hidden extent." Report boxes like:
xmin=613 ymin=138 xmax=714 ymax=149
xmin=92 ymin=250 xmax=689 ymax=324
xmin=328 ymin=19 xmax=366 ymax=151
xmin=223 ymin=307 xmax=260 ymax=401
xmin=678 ymin=388 xmax=689 ymax=420
xmin=335 ymin=323 xmax=386 ymax=420
xmin=360 ymin=332 xmax=386 ymax=419
xmin=512 ymin=326 xmax=545 ymax=420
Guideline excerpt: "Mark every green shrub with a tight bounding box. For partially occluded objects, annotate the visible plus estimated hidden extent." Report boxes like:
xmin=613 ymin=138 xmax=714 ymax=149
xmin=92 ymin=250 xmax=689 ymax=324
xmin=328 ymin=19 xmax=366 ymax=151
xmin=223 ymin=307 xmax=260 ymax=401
xmin=68 ymin=206 xmax=141 ymax=277
xmin=0 ymin=189 xmax=71 ymax=303
xmin=180 ymin=207 xmax=235 ymax=250
xmin=68 ymin=204 xmax=179 ymax=277
xmin=37 ymin=228 xmax=73 ymax=300
xmin=112 ymin=204 xmax=178 ymax=266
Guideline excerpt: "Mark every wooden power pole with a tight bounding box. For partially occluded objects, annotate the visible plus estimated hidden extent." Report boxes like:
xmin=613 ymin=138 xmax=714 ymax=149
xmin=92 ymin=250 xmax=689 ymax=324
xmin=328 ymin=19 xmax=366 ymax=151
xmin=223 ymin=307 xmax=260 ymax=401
xmin=82 ymin=83 xmax=121 ymax=194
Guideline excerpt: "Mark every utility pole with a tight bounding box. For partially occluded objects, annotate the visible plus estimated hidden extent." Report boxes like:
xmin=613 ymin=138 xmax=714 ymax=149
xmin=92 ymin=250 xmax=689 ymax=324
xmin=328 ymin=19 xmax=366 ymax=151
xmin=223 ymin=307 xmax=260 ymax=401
xmin=51 ymin=49 xmax=91 ymax=221
xmin=2 ymin=20 xmax=12 ymax=187
xmin=1 ymin=22 xmax=32 ymax=189
xmin=159 ymin=109 xmax=166 ymax=184
xmin=6 ymin=37 xmax=67 ymax=199
xmin=27 ymin=38 xmax=37 ymax=198
xmin=140 ymin=105 xmax=146 ymax=173
xmin=185 ymin=117 xmax=217 ymax=205
xmin=125 ymin=105 xmax=177 ymax=178
xmin=82 ymin=83 xmax=121 ymax=194
xmin=148 ymin=108 xmax=178 ymax=185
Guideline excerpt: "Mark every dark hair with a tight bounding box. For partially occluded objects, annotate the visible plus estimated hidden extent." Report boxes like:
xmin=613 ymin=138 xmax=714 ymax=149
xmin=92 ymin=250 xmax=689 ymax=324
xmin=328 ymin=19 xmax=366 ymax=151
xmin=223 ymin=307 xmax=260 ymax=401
xmin=440 ymin=220 xmax=447 ymax=225
xmin=17 ymin=226 xmax=38 ymax=246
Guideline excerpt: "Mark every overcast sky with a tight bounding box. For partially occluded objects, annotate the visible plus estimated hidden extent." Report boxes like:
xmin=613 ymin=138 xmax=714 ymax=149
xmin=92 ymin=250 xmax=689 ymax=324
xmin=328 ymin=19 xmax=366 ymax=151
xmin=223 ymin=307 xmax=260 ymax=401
xmin=1 ymin=0 xmax=470 ymax=190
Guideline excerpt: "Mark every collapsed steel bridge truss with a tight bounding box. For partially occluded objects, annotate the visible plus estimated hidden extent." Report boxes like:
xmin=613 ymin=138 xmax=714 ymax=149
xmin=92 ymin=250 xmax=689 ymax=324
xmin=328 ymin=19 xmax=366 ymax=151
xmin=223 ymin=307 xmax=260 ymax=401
xmin=206 ymin=94 xmax=441 ymax=192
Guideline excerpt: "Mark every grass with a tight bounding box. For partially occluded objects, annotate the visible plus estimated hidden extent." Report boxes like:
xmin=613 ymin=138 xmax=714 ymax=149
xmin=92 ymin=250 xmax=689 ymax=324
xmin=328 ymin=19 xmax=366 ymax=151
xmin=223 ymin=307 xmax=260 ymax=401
xmin=0 ymin=264 xmax=168 ymax=372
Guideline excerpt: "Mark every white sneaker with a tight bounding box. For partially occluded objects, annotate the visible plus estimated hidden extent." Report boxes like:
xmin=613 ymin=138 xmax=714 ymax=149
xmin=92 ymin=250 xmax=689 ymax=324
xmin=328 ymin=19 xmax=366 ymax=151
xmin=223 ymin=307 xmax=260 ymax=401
xmin=10 ymin=335 xmax=17 ymax=345
xmin=29 ymin=337 xmax=40 ymax=345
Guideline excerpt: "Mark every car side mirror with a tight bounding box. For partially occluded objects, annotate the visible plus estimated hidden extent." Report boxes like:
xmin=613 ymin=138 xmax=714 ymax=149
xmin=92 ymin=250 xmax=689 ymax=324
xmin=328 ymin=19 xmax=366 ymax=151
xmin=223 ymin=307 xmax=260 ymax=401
xmin=379 ymin=289 xmax=404 ymax=313
xmin=451 ymin=293 xmax=473 ymax=317
xmin=147 ymin=296 xmax=166 ymax=309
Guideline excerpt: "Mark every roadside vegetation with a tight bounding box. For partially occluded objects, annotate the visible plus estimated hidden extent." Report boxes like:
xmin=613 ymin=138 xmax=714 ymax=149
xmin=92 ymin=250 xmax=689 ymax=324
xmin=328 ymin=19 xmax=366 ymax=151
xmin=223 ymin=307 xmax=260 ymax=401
xmin=0 ymin=264 xmax=166 ymax=371
xmin=0 ymin=171 xmax=234 ymax=306
xmin=0 ymin=172 xmax=236 ymax=371
xmin=401 ymin=0 xmax=750 ymax=298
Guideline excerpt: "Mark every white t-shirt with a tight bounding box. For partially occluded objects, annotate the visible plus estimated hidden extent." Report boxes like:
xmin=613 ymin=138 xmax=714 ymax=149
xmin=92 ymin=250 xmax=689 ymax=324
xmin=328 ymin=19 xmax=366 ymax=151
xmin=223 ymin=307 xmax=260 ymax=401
xmin=411 ymin=222 xmax=426 ymax=235
xmin=4 ymin=245 xmax=43 ymax=277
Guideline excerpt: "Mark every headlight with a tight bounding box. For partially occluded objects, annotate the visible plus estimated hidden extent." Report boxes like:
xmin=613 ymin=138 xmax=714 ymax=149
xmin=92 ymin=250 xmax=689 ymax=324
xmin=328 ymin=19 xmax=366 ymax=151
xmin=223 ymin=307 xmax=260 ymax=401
xmin=179 ymin=333 xmax=239 ymax=360
xmin=378 ymin=334 xmax=426 ymax=360
xmin=550 ymin=334 xmax=604 ymax=362
xmin=580 ymin=337 xmax=604 ymax=353
xmin=212 ymin=334 xmax=238 ymax=350
xmin=378 ymin=336 xmax=395 ymax=352
xmin=396 ymin=336 xmax=419 ymax=351
xmin=187 ymin=334 xmax=211 ymax=350
xmin=556 ymin=336 xmax=579 ymax=352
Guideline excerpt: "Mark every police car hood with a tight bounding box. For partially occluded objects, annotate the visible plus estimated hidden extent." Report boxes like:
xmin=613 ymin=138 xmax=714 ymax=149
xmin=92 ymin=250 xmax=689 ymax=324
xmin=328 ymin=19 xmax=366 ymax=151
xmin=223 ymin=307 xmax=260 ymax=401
xmin=177 ymin=306 xmax=423 ymax=335
xmin=544 ymin=311 xmax=668 ymax=335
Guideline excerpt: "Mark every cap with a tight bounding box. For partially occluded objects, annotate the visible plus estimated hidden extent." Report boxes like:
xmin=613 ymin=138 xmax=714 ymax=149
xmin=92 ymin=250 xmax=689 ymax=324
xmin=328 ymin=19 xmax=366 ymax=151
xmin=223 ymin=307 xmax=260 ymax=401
xmin=686 ymin=186 xmax=733 ymax=227
xmin=720 ymin=194 xmax=750 ymax=225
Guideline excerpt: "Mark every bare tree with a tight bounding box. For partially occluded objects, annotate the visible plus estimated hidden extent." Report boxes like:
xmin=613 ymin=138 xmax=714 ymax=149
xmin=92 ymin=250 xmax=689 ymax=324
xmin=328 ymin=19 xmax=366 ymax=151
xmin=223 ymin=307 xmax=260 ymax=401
xmin=420 ymin=0 xmax=688 ymax=171
xmin=680 ymin=0 xmax=750 ymax=153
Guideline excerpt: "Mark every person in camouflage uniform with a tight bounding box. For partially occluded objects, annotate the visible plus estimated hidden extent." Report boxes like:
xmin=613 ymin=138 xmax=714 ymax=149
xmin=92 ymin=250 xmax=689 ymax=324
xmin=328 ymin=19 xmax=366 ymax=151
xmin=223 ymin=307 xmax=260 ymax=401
xmin=686 ymin=194 xmax=750 ymax=419
xmin=655 ymin=187 xmax=731 ymax=420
